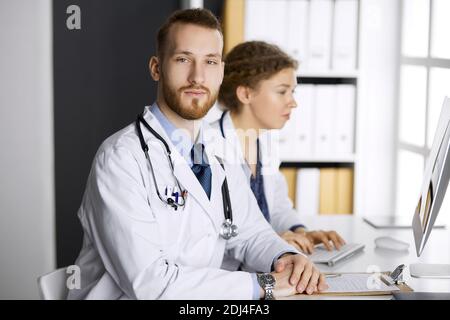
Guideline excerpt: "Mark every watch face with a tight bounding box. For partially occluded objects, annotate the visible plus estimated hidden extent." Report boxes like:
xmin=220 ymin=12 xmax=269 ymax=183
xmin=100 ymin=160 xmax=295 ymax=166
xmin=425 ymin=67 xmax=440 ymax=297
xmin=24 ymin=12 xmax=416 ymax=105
xmin=261 ymin=273 xmax=276 ymax=286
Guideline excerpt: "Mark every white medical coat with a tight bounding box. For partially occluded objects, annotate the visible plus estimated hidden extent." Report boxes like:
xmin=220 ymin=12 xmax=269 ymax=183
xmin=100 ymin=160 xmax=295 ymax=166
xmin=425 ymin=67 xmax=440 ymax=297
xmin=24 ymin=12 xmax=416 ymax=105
xmin=67 ymin=106 xmax=298 ymax=300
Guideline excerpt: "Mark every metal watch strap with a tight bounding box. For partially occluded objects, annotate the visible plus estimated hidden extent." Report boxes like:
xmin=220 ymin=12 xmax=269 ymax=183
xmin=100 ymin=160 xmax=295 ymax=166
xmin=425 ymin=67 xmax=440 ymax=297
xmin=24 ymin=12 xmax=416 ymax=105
xmin=257 ymin=273 xmax=276 ymax=300
xmin=264 ymin=287 xmax=274 ymax=300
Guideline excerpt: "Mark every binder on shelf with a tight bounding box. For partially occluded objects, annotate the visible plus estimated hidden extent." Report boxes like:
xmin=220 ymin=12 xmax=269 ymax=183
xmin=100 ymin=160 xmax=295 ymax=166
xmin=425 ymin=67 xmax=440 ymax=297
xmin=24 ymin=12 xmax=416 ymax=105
xmin=244 ymin=0 xmax=267 ymax=42
xmin=278 ymin=112 xmax=295 ymax=162
xmin=244 ymin=0 xmax=359 ymax=73
xmin=334 ymin=85 xmax=356 ymax=156
xmin=244 ymin=0 xmax=288 ymax=50
xmin=336 ymin=167 xmax=354 ymax=214
xmin=223 ymin=0 xmax=245 ymax=54
xmin=278 ymin=138 xmax=291 ymax=162
xmin=296 ymin=168 xmax=320 ymax=216
xmin=332 ymin=0 xmax=358 ymax=71
xmin=318 ymin=167 xmax=354 ymax=215
xmin=281 ymin=84 xmax=356 ymax=160
xmin=264 ymin=0 xmax=288 ymax=50
xmin=314 ymin=85 xmax=336 ymax=156
xmin=287 ymin=0 xmax=309 ymax=68
xmin=307 ymin=0 xmax=333 ymax=71
xmin=319 ymin=168 xmax=337 ymax=214
xmin=279 ymin=84 xmax=314 ymax=161
xmin=295 ymin=84 xmax=315 ymax=157
xmin=280 ymin=168 xmax=298 ymax=206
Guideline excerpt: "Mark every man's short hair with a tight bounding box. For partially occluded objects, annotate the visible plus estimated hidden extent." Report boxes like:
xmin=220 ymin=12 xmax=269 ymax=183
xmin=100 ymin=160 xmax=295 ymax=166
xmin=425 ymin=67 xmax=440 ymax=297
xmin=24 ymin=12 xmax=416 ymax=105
xmin=157 ymin=8 xmax=223 ymax=59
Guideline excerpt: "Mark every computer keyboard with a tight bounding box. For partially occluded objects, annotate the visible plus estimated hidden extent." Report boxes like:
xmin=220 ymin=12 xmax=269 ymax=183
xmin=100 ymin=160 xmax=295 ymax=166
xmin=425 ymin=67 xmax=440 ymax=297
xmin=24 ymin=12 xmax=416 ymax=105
xmin=307 ymin=243 xmax=365 ymax=266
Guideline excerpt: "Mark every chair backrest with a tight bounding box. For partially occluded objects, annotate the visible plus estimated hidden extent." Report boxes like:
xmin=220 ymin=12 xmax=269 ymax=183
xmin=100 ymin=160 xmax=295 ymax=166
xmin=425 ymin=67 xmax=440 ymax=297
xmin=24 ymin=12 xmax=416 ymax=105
xmin=37 ymin=267 xmax=69 ymax=300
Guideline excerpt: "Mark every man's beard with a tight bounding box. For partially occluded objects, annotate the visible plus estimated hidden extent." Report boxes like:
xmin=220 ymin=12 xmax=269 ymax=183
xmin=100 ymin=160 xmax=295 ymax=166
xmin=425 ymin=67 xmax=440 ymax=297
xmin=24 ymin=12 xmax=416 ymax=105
xmin=161 ymin=78 xmax=217 ymax=120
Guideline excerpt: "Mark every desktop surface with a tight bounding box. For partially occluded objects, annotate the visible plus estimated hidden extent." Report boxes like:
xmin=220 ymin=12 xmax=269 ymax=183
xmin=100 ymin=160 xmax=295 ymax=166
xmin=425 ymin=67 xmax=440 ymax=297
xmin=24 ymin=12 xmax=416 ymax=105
xmin=363 ymin=216 xmax=446 ymax=229
xmin=282 ymin=215 xmax=450 ymax=300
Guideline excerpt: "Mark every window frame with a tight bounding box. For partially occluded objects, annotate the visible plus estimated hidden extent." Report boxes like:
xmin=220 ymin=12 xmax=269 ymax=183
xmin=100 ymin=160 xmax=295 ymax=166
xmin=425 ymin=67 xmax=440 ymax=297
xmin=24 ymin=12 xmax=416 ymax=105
xmin=395 ymin=0 xmax=450 ymax=215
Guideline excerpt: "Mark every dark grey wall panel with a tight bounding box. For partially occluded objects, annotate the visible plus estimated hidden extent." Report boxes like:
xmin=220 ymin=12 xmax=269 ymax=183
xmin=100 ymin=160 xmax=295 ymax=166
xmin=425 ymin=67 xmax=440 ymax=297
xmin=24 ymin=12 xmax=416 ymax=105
xmin=53 ymin=0 xmax=179 ymax=267
xmin=204 ymin=0 xmax=224 ymax=18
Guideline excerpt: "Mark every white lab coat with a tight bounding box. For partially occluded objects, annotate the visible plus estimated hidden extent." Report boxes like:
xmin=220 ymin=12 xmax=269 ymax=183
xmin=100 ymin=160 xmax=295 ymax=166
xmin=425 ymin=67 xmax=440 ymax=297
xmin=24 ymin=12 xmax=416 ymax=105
xmin=67 ymin=106 xmax=298 ymax=300
xmin=209 ymin=112 xmax=304 ymax=234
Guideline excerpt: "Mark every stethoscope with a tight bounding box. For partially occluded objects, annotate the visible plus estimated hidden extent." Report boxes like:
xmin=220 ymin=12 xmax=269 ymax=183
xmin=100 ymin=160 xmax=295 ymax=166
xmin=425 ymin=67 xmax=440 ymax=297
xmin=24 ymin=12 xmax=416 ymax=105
xmin=219 ymin=110 xmax=228 ymax=138
xmin=135 ymin=113 xmax=238 ymax=240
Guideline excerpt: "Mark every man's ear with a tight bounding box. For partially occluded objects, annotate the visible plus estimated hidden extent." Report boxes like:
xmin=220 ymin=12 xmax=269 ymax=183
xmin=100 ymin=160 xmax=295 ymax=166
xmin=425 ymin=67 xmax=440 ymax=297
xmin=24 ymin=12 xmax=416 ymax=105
xmin=236 ymin=85 xmax=252 ymax=105
xmin=149 ymin=56 xmax=161 ymax=81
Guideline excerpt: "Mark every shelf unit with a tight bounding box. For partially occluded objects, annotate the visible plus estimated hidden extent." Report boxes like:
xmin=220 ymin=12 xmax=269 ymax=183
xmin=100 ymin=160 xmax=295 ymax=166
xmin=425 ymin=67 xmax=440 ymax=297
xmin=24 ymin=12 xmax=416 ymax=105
xmin=280 ymin=71 xmax=360 ymax=215
xmin=275 ymin=0 xmax=361 ymax=215
xmin=299 ymin=71 xmax=359 ymax=79
xmin=207 ymin=0 xmax=404 ymax=219
xmin=202 ymin=0 xmax=364 ymax=215
xmin=290 ymin=71 xmax=359 ymax=168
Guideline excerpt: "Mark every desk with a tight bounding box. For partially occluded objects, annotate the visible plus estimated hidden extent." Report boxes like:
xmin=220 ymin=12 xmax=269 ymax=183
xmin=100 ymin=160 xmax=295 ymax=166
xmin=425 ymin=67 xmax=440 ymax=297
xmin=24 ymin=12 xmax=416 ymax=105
xmin=282 ymin=216 xmax=450 ymax=300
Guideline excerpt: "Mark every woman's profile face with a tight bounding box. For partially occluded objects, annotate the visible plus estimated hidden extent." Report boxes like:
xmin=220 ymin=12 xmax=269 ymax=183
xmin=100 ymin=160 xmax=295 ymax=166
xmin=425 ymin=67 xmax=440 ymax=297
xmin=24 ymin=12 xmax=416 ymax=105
xmin=247 ymin=67 xmax=298 ymax=130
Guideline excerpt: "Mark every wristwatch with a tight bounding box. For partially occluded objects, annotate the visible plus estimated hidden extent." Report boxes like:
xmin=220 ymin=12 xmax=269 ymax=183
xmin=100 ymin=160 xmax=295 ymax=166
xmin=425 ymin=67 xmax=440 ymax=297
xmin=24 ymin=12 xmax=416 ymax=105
xmin=257 ymin=273 xmax=276 ymax=300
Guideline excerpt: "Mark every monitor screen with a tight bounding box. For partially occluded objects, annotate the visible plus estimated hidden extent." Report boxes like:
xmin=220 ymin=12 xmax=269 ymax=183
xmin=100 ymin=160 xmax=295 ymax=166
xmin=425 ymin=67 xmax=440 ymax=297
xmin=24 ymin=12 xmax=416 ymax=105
xmin=413 ymin=97 xmax=450 ymax=256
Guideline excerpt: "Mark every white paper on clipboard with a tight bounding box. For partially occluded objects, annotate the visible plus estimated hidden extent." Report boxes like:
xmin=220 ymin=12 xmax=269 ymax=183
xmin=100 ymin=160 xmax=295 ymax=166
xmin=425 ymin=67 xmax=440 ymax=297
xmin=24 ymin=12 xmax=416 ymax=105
xmin=323 ymin=273 xmax=400 ymax=294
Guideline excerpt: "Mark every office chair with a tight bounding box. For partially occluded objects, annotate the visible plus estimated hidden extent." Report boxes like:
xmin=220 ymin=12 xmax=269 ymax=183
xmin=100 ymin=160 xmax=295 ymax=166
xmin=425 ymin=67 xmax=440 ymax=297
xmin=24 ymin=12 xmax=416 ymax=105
xmin=37 ymin=267 xmax=69 ymax=300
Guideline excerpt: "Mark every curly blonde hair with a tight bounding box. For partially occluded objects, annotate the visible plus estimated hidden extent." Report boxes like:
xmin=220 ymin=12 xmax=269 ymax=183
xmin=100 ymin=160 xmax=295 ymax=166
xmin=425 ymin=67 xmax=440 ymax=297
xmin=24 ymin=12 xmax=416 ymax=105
xmin=219 ymin=41 xmax=298 ymax=111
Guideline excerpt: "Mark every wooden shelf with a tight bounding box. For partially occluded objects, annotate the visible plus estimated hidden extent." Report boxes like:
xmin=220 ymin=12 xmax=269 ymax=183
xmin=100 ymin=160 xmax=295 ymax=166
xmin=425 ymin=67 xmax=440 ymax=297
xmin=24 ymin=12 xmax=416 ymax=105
xmin=280 ymin=156 xmax=356 ymax=168
xmin=297 ymin=71 xmax=359 ymax=78
xmin=281 ymin=155 xmax=355 ymax=162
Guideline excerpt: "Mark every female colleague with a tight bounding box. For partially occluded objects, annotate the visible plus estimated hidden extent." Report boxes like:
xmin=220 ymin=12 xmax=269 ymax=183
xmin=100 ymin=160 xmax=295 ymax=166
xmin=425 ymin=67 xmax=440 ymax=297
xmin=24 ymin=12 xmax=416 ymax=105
xmin=210 ymin=41 xmax=345 ymax=256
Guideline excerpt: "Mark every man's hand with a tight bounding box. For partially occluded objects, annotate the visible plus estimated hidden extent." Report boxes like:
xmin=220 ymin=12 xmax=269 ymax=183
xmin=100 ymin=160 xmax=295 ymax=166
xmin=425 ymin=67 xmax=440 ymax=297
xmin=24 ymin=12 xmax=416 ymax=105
xmin=271 ymin=254 xmax=328 ymax=297
xmin=295 ymin=229 xmax=346 ymax=251
xmin=279 ymin=230 xmax=314 ymax=254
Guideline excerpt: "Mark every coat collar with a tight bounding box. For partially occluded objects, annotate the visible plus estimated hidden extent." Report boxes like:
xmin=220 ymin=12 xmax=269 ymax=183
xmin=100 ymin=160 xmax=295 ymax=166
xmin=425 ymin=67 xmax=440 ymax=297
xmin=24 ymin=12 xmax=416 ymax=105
xmin=217 ymin=111 xmax=281 ymax=178
xmin=212 ymin=111 xmax=283 ymax=214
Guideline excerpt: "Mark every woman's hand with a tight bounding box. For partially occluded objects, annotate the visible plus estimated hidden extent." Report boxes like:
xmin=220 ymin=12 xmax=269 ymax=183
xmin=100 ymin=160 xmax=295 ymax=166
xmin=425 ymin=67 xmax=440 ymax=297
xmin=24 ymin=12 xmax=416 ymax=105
xmin=279 ymin=230 xmax=315 ymax=254
xmin=302 ymin=230 xmax=346 ymax=251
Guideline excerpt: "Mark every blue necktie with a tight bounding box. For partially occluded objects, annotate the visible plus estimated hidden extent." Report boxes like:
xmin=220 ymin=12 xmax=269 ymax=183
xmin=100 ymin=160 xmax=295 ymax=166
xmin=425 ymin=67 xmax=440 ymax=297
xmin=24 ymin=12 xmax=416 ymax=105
xmin=191 ymin=143 xmax=212 ymax=199
xmin=250 ymin=139 xmax=270 ymax=222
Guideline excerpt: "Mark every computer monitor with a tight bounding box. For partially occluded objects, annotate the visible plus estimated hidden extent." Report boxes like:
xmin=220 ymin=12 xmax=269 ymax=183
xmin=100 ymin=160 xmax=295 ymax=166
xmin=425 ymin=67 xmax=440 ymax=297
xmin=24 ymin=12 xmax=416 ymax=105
xmin=411 ymin=97 xmax=450 ymax=278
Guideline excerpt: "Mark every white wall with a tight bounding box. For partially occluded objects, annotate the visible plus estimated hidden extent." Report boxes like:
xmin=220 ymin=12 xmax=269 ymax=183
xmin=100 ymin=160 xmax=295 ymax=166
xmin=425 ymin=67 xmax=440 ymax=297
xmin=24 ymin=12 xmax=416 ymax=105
xmin=0 ymin=0 xmax=55 ymax=299
xmin=355 ymin=0 xmax=401 ymax=216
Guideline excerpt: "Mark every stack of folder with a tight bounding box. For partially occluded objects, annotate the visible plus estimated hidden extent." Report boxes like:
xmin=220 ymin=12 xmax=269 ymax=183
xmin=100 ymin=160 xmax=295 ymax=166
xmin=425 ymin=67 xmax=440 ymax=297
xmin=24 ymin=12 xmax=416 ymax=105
xmin=279 ymin=84 xmax=356 ymax=161
xmin=280 ymin=167 xmax=354 ymax=215
xmin=230 ymin=0 xmax=359 ymax=71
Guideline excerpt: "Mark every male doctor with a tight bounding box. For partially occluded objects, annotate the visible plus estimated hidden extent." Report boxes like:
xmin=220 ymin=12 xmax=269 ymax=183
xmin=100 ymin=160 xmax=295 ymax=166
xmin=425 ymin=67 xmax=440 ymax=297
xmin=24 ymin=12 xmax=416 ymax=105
xmin=68 ymin=8 xmax=327 ymax=300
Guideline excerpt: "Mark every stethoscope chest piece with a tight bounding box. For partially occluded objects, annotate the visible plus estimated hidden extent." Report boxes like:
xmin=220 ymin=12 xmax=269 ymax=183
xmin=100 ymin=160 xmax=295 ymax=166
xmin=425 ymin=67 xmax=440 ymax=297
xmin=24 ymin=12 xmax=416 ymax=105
xmin=220 ymin=219 xmax=238 ymax=240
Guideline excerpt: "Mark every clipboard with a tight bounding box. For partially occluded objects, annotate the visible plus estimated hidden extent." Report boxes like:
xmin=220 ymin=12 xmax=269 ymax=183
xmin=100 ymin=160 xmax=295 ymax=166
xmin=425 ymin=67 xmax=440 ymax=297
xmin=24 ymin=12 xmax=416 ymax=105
xmin=310 ymin=271 xmax=414 ymax=297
